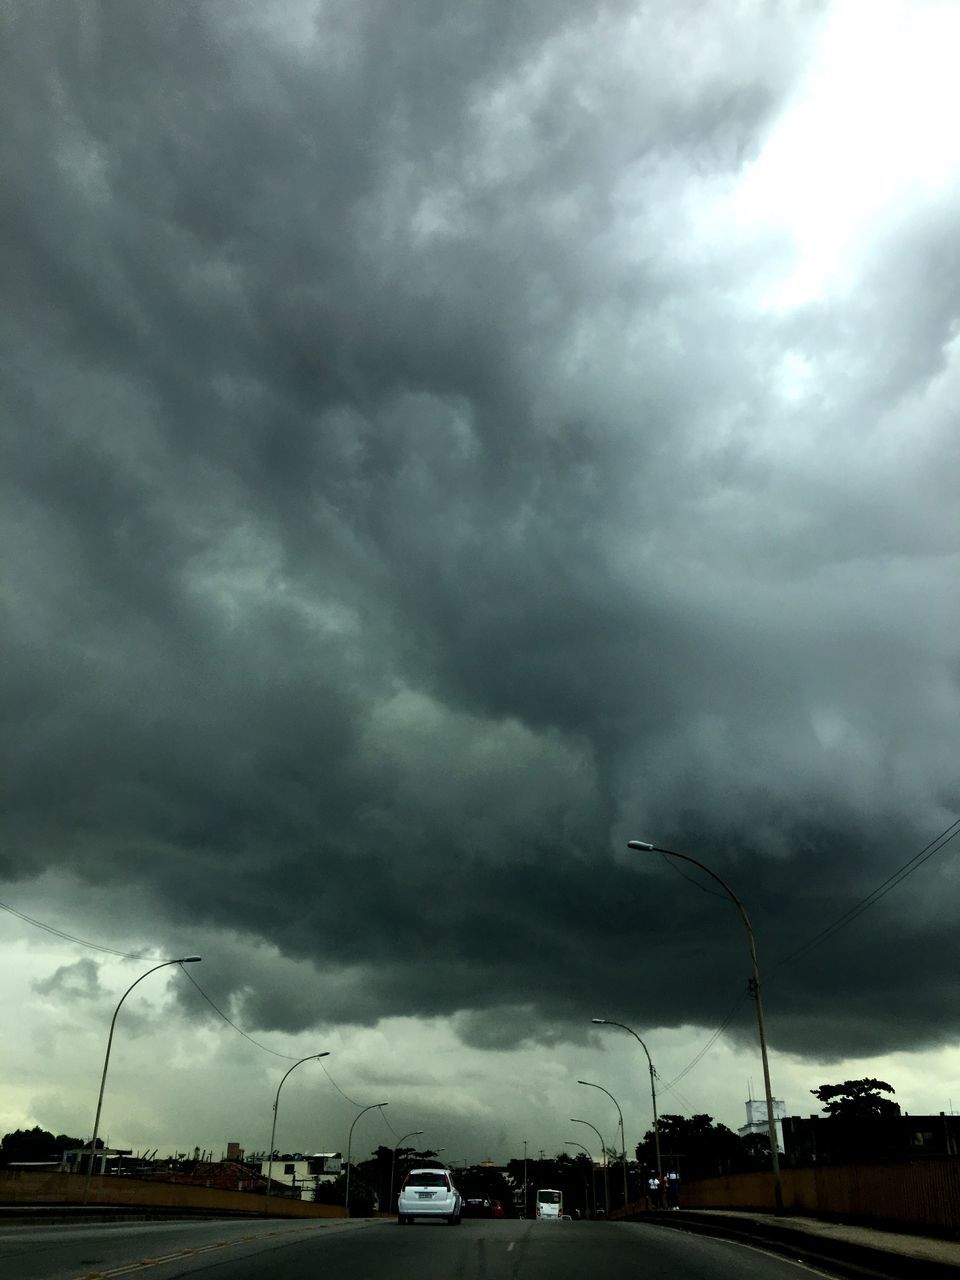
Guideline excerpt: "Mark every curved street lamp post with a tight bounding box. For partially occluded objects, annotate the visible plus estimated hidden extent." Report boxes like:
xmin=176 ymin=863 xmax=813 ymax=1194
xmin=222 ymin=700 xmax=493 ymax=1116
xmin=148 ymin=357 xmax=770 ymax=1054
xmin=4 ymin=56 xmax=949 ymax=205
xmin=578 ymin=1079 xmax=628 ymax=1209
xmin=264 ymin=1053 xmax=331 ymax=1216
xmin=389 ymin=1129 xmax=424 ymax=1213
xmin=344 ymin=1102 xmax=388 ymax=1214
xmin=83 ymin=956 xmax=202 ymax=1205
xmin=628 ymin=839 xmax=783 ymax=1211
xmin=593 ymin=1018 xmax=662 ymax=1203
xmin=570 ymin=1117 xmax=609 ymax=1215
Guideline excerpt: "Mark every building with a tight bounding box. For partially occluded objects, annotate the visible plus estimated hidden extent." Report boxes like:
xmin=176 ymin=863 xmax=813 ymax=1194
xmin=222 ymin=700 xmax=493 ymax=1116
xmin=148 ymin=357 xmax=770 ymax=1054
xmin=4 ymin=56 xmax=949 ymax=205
xmin=780 ymin=1112 xmax=960 ymax=1165
xmin=251 ymin=1152 xmax=342 ymax=1201
xmin=60 ymin=1147 xmax=132 ymax=1175
xmin=738 ymin=1098 xmax=786 ymax=1153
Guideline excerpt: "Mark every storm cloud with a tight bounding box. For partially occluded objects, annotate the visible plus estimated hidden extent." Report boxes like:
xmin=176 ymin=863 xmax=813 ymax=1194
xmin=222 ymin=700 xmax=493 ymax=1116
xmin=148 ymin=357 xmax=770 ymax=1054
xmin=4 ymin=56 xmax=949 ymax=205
xmin=3 ymin=0 xmax=959 ymax=1109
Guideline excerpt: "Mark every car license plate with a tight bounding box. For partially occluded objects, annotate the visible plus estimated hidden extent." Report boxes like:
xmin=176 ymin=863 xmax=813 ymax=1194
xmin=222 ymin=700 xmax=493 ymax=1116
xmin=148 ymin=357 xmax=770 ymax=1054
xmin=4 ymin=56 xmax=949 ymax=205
xmin=417 ymin=1192 xmax=433 ymax=1198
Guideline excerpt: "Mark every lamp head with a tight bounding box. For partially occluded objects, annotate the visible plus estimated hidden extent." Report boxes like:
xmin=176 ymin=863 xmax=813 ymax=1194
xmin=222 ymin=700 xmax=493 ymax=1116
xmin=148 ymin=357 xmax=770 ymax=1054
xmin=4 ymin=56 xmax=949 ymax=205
xmin=626 ymin=840 xmax=654 ymax=851
xmin=591 ymin=1018 xmax=606 ymax=1024
xmin=179 ymin=956 xmax=202 ymax=963
xmin=315 ymin=1052 xmax=331 ymax=1060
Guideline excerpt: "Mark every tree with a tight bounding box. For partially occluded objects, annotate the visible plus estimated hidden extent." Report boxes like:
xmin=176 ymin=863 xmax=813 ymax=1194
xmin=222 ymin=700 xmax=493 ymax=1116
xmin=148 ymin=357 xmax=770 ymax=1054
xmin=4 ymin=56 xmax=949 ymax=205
xmin=811 ymin=1079 xmax=901 ymax=1120
xmin=0 ymin=1127 xmax=88 ymax=1167
xmin=635 ymin=1114 xmax=750 ymax=1181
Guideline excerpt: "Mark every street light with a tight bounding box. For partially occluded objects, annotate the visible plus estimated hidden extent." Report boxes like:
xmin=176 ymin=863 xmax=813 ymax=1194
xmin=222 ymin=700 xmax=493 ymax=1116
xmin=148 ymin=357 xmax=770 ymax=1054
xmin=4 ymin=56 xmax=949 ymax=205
xmin=592 ymin=1018 xmax=662 ymax=1203
xmin=264 ymin=1052 xmax=331 ymax=1216
xmin=578 ymin=1079 xmax=628 ymax=1209
xmin=389 ymin=1129 xmax=424 ymax=1213
xmin=344 ymin=1102 xmax=388 ymax=1214
xmin=571 ymin=1118 xmax=609 ymax=1214
xmin=83 ymin=956 xmax=201 ymax=1204
xmin=628 ymin=839 xmax=783 ymax=1211
xmin=564 ymin=1140 xmax=596 ymax=1217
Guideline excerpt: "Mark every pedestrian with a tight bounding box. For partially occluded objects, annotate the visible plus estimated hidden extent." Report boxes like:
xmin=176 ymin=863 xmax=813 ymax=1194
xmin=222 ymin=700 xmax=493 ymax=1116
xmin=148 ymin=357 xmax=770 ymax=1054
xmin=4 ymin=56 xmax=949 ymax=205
xmin=665 ymin=1168 xmax=680 ymax=1209
xmin=646 ymin=1172 xmax=661 ymax=1210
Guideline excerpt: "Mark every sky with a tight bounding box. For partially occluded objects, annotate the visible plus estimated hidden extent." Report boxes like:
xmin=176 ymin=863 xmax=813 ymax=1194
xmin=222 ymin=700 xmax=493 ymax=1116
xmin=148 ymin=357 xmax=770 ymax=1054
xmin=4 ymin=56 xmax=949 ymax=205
xmin=3 ymin=0 xmax=960 ymax=1169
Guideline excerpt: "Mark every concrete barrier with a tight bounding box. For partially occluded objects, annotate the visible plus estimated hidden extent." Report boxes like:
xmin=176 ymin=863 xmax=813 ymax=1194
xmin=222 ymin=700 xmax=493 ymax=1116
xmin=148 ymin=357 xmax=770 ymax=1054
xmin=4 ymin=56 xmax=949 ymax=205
xmin=671 ymin=1158 xmax=960 ymax=1234
xmin=0 ymin=1171 xmax=347 ymax=1219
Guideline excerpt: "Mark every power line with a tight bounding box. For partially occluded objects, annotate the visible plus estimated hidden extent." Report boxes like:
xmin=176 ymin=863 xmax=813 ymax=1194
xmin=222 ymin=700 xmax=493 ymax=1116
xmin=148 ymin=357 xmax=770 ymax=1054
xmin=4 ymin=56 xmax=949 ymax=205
xmin=661 ymin=991 xmax=749 ymax=1091
xmin=179 ymin=972 xmax=391 ymax=1126
xmin=168 ymin=968 xmax=398 ymax=1132
xmin=657 ymin=1076 xmax=698 ymax=1116
xmin=0 ymin=898 xmax=360 ymax=1072
xmin=0 ymin=899 xmax=160 ymax=960
xmin=318 ymin=1063 xmax=398 ymax=1136
xmin=778 ymin=815 xmax=960 ymax=967
xmin=0 ymin=899 xmax=325 ymax=1063
xmin=659 ymin=856 xmax=730 ymax=901
xmin=655 ymin=814 xmax=960 ymax=1091
xmin=165 ymin=969 xmax=394 ymax=1124
xmin=175 ymin=962 xmax=303 ymax=1061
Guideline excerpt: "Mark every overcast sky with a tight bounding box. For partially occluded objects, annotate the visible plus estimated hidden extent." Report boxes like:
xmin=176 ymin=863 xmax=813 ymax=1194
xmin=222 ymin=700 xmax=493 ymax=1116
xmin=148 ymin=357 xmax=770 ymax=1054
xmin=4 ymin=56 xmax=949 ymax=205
xmin=3 ymin=0 xmax=960 ymax=1168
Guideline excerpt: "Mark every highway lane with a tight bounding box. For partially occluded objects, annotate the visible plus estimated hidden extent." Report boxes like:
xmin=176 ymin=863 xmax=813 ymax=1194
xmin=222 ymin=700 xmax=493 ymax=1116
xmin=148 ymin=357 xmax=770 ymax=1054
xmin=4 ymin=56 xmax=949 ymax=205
xmin=0 ymin=1215 xmax=371 ymax=1280
xmin=3 ymin=1215 xmax=835 ymax=1280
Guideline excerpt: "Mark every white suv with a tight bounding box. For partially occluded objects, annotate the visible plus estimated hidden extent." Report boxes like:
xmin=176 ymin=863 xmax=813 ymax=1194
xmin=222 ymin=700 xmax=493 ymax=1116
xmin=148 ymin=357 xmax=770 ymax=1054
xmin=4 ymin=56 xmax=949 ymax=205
xmin=397 ymin=1167 xmax=463 ymax=1225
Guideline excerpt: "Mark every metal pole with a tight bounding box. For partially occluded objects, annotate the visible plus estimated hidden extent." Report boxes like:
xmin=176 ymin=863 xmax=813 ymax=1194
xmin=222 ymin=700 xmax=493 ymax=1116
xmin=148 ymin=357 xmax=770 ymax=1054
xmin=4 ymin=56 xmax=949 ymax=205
xmin=571 ymin=1118 xmax=609 ymax=1214
xmin=344 ymin=1102 xmax=388 ymax=1215
xmin=592 ymin=1019 xmax=663 ymax=1204
xmin=628 ymin=840 xmax=784 ymax=1212
xmin=264 ymin=1052 xmax=330 ymax=1216
xmin=390 ymin=1129 xmax=423 ymax=1214
xmin=82 ymin=956 xmax=201 ymax=1205
xmin=578 ymin=1080 xmax=628 ymax=1209
xmin=523 ymin=1139 xmax=527 ymax=1218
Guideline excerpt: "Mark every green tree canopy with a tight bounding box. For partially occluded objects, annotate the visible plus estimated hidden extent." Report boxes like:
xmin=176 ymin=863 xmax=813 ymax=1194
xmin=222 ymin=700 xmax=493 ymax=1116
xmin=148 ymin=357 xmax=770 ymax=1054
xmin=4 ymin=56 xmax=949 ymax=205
xmin=811 ymin=1078 xmax=901 ymax=1120
xmin=0 ymin=1126 xmax=88 ymax=1166
xmin=635 ymin=1114 xmax=757 ymax=1180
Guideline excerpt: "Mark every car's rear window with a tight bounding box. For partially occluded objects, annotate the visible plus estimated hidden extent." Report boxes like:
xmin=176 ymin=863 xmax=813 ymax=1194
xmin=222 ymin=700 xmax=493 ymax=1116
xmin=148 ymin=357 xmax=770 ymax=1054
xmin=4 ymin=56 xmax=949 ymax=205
xmin=406 ymin=1172 xmax=449 ymax=1188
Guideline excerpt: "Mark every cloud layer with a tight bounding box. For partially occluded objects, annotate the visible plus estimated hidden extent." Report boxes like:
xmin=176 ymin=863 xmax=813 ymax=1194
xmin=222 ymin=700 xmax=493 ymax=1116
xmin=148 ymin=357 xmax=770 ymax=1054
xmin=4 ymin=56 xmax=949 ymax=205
xmin=3 ymin=0 xmax=960 ymax=1132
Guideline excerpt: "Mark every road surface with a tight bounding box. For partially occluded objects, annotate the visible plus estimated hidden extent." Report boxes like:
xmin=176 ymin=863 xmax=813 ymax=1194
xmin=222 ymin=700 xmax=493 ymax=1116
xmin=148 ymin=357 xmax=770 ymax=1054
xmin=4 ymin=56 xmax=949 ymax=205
xmin=2 ymin=1214 xmax=833 ymax=1280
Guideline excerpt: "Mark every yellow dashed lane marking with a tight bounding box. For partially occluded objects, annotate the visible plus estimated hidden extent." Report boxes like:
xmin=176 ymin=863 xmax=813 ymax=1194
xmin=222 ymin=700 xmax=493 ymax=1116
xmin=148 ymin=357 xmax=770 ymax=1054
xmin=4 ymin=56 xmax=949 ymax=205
xmin=77 ymin=1223 xmax=336 ymax=1278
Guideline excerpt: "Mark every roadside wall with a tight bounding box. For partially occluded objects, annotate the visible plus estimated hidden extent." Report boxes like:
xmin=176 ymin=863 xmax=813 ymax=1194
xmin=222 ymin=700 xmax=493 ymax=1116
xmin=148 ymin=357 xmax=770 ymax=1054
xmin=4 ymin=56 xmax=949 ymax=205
xmin=0 ymin=1170 xmax=347 ymax=1218
xmin=668 ymin=1159 xmax=960 ymax=1232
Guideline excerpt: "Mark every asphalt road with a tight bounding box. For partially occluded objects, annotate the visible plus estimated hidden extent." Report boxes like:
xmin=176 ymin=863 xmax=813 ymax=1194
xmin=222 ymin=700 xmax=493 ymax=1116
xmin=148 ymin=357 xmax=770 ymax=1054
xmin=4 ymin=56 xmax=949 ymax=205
xmin=2 ymin=1214 xmax=836 ymax=1280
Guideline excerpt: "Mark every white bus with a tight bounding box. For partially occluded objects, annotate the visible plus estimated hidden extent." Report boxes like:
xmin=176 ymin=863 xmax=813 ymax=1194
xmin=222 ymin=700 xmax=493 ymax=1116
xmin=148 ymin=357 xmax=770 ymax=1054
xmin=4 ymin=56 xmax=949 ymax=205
xmin=535 ymin=1188 xmax=562 ymax=1220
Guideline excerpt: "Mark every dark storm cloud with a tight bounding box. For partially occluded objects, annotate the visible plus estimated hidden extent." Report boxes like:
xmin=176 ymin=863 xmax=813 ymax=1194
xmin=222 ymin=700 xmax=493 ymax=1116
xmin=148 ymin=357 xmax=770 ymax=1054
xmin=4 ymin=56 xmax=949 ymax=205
xmin=33 ymin=957 xmax=102 ymax=1000
xmin=3 ymin=0 xmax=958 ymax=1065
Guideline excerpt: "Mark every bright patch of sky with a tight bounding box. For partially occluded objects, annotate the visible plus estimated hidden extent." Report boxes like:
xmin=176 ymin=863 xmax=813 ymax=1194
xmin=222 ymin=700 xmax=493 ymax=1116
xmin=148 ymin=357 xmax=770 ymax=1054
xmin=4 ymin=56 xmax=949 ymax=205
xmin=735 ymin=0 xmax=960 ymax=307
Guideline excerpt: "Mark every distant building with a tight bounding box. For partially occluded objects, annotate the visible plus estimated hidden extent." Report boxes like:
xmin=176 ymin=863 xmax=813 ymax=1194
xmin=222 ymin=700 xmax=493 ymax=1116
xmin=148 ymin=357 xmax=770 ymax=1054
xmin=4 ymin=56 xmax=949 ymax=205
xmin=60 ymin=1147 xmax=132 ymax=1175
xmin=251 ymin=1152 xmax=342 ymax=1200
xmin=781 ymin=1111 xmax=960 ymax=1165
xmin=738 ymin=1098 xmax=786 ymax=1153
xmin=141 ymin=1160 xmax=265 ymax=1193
